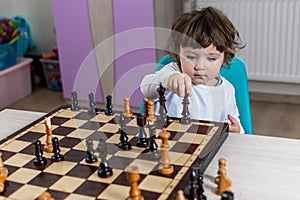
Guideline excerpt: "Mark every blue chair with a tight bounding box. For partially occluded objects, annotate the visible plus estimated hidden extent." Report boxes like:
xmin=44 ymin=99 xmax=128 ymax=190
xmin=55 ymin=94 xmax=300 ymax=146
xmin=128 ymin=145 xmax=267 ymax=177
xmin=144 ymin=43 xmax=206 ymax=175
xmin=139 ymin=55 xmax=253 ymax=134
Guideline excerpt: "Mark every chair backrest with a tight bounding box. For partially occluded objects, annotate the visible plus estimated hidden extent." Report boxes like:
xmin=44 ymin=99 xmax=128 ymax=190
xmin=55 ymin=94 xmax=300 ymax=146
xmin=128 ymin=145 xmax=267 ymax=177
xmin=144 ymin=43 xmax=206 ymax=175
xmin=140 ymin=55 xmax=253 ymax=134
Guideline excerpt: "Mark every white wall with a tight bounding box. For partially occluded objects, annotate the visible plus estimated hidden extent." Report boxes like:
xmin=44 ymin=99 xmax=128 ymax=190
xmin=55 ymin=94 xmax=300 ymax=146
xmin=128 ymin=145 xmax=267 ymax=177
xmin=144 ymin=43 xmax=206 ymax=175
xmin=0 ymin=0 xmax=56 ymax=54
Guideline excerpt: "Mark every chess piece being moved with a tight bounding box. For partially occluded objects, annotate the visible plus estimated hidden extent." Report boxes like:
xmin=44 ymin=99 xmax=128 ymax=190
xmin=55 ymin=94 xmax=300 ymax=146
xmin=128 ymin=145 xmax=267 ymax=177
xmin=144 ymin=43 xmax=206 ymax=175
xmin=88 ymin=93 xmax=96 ymax=115
xmin=136 ymin=114 xmax=149 ymax=148
xmin=181 ymin=92 xmax=190 ymax=124
xmin=98 ymin=138 xmax=113 ymax=178
xmin=37 ymin=191 xmax=55 ymax=200
xmin=105 ymin=95 xmax=114 ymax=115
xmin=44 ymin=117 xmax=53 ymax=153
xmin=126 ymin=165 xmax=144 ymax=200
xmin=33 ymin=140 xmax=47 ymax=167
xmin=0 ymin=152 xmax=8 ymax=193
xmin=124 ymin=97 xmax=133 ymax=118
xmin=71 ymin=91 xmax=80 ymax=111
xmin=85 ymin=138 xmax=98 ymax=163
xmin=118 ymin=114 xmax=132 ymax=151
xmin=215 ymin=158 xmax=232 ymax=195
xmin=158 ymin=128 xmax=174 ymax=175
xmin=51 ymin=137 xmax=64 ymax=162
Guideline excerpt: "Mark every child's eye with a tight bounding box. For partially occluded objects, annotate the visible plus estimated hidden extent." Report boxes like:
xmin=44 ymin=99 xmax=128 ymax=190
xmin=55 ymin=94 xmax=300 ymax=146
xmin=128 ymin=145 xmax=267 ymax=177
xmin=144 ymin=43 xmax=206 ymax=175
xmin=186 ymin=55 xmax=197 ymax=60
xmin=207 ymin=57 xmax=216 ymax=61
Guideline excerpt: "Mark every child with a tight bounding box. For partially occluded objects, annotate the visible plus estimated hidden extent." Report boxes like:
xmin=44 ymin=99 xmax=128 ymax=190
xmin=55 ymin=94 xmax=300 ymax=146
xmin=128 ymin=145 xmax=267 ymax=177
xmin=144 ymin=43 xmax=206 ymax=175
xmin=140 ymin=7 xmax=245 ymax=133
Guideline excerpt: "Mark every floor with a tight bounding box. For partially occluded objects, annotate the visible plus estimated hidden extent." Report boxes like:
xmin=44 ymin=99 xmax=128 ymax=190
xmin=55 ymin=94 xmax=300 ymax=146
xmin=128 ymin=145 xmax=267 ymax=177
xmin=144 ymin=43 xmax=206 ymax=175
xmin=5 ymin=86 xmax=300 ymax=139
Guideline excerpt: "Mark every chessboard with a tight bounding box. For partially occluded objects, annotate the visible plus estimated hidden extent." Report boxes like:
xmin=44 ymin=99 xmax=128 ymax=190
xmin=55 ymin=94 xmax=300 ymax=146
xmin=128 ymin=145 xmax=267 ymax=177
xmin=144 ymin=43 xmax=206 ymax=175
xmin=0 ymin=105 xmax=228 ymax=200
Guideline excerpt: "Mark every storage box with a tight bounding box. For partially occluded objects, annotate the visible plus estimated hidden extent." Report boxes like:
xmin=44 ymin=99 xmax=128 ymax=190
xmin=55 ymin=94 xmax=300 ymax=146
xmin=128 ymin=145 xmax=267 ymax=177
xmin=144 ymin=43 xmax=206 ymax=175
xmin=40 ymin=59 xmax=62 ymax=91
xmin=0 ymin=38 xmax=18 ymax=71
xmin=0 ymin=57 xmax=32 ymax=109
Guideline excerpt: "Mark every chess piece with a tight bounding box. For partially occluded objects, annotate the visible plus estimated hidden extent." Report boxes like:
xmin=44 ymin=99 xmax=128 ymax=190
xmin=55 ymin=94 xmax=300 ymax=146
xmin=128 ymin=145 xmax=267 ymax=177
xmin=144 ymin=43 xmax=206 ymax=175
xmin=147 ymin=100 xmax=157 ymax=122
xmin=221 ymin=191 xmax=234 ymax=200
xmin=143 ymin=98 xmax=149 ymax=117
xmin=176 ymin=190 xmax=186 ymax=200
xmin=33 ymin=140 xmax=47 ymax=167
xmin=37 ymin=191 xmax=55 ymax=200
xmin=136 ymin=114 xmax=149 ymax=148
xmin=126 ymin=165 xmax=144 ymax=200
xmin=44 ymin=117 xmax=53 ymax=153
xmin=197 ymin=173 xmax=207 ymax=200
xmin=88 ymin=93 xmax=96 ymax=115
xmin=157 ymin=82 xmax=168 ymax=126
xmin=215 ymin=167 xmax=232 ymax=195
xmin=105 ymin=95 xmax=114 ymax=115
xmin=98 ymin=138 xmax=113 ymax=178
xmin=0 ymin=152 xmax=8 ymax=193
xmin=51 ymin=137 xmax=64 ymax=162
xmin=142 ymin=121 xmax=158 ymax=153
xmin=124 ymin=97 xmax=133 ymax=118
xmin=184 ymin=169 xmax=199 ymax=200
xmin=71 ymin=91 xmax=80 ymax=111
xmin=118 ymin=114 xmax=132 ymax=150
xmin=158 ymin=128 xmax=174 ymax=175
xmin=85 ymin=138 xmax=98 ymax=163
xmin=181 ymin=92 xmax=190 ymax=124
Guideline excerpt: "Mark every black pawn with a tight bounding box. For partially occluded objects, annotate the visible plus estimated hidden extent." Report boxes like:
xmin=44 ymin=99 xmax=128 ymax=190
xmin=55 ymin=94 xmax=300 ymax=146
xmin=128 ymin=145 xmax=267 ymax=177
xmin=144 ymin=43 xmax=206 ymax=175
xmin=98 ymin=138 xmax=113 ymax=178
xmin=157 ymin=82 xmax=168 ymax=126
xmin=136 ymin=114 xmax=148 ymax=148
xmin=85 ymin=138 xmax=98 ymax=163
xmin=33 ymin=140 xmax=47 ymax=167
xmin=88 ymin=93 xmax=96 ymax=115
xmin=184 ymin=169 xmax=199 ymax=200
xmin=143 ymin=121 xmax=158 ymax=153
xmin=181 ymin=92 xmax=190 ymax=124
xmin=51 ymin=137 xmax=64 ymax=162
xmin=197 ymin=173 xmax=207 ymax=200
xmin=117 ymin=114 xmax=132 ymax=150
xmin=105 ymin=95 xmax=113 ymax=115
xmin=71 ymin=91 xmax=80 ymax=111
xmin=221 ymin=191 xmax=234 ymax=200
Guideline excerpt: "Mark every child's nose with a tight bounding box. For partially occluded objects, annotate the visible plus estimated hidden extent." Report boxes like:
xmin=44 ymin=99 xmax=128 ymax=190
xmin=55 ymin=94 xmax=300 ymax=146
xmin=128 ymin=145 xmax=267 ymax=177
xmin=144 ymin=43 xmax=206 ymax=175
xmin=194 ymin=59 xmax=206 ymax=70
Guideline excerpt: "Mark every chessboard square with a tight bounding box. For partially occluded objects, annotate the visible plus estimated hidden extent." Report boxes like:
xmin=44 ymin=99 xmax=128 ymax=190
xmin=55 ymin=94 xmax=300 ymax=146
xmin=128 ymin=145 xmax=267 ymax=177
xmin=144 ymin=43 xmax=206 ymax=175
xmin=16 ymin=131 xmax=44 ymax=142
xmin=73 ymin=111 xmax=95 ymax=120
xmin=28 ymin=123 xmax=47 ymax=133
xmin=113 ymin=171 xmax=146 ymax=186
xmin=97 ymin=184 xmax=130 ymax=200
xmin=108 ymin=156 xmax=134 ymax=170
xmin=125 ymin=159 xmax=157 ymax=174
xmin=47 ymin=189 xmax=69 ymax=200
xmin=186 ymin=124 xmax=212 ymax=134
xmin=74 ymin=180 xmax=108 ymax=197
xmin=44 ymin=161 xmax=77 ymax=175
xmin=114 ymin=146 xmax=144 ymax=159
xmin=79 ymin=121 xmax=104 ymax=130
xmin=1 ymin=140 xmax=31 ymax=152
xmin=90 ymin=114 xmax=115 ymax=123
xmin=50 ymin=175 xmax=85 ymax=193
xmin=178 ymin=132 xmax=206 ymax=144
xmin=140 ymin=190 xmax=161 ymax=200
xmin=0 ymin=150 xmax=16 ymax=161
xmin=28 ymin=172 xmax=62 ymax=187
xmin=50 ymin=116 xmax=71 ymax=125
xmin=4 ymin=153 xmax=35 ymax=167
xmin=54 ymin=108 xmax=79 ymax=118
xmin=170 ymin=142 xmax=199 ymax=154
xmin=106 ymin=133 xmax=134 ymax=145
xmin=7 ymin=168 xmax=41 ymax=184
xmin=68 ymin=128 xmax=94 ymax=139
xmin=125 ymin=117 xmax=137 ymax=126
xmin=66 ymin=164 xmax=98 ymax=179
xmin=59 ymin=137 xmax=82 ymax=148
xmin=53 ymin=126 xmax=76 ymax=136
xmin=9 ymin=184 xmax=46 ymax=200
xmin=126 ymin=126 xmax=140 ymax=136
xmin=0 ymin=181 xmax=23 ymax=197
xmin=62 ymin=119 xmax=87 ymax=128
xmin=64 ymin=149 xmax=86 ymax=163
xmin=169 ymin=152 xmax=191 ymax=166
xmin=139 ymin=175 xmax=172 ymax=193
xmin=65 ymin=193 xmax=96 ymax=200
xmin=87 ymin=131 xmax=114 ymax=141
xmin=99 ymin=123 xmax=119 ymax=133
xmin=88 ymin=168 xmax=122 ymax=184
xmin=166 ymin=121 xmax=191 ymax=132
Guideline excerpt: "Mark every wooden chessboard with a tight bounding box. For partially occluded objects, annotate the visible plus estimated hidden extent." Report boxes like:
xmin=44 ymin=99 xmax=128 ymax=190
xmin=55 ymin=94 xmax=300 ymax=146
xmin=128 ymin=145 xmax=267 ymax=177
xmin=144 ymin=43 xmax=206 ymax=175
xmin=0 ymin=105 xmax=228 ymax=200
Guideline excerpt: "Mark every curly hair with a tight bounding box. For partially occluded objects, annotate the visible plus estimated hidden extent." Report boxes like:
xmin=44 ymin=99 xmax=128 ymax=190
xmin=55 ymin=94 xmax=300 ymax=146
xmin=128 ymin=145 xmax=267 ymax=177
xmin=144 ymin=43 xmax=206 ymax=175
xmin=167 ymin=6 xmax=244 ymax=67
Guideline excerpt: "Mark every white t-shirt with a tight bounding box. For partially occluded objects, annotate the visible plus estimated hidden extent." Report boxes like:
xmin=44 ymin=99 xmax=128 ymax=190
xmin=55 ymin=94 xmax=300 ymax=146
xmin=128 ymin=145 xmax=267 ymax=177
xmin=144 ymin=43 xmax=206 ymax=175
xmin=140 ymin=62 xmax=244 ymax=133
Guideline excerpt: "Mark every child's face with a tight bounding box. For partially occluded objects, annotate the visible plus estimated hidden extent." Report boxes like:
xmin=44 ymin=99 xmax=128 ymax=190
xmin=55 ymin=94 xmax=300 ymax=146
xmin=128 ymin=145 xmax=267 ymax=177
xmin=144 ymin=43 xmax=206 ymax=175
xmin=180 ymin=44 xmax=224 ymax=86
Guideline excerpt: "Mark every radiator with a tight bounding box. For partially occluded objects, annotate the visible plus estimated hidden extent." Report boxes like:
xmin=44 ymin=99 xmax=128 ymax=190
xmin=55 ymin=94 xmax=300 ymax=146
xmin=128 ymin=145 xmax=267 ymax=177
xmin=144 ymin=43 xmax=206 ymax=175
xmin=190 ymin=0 xmax=300 ymax=83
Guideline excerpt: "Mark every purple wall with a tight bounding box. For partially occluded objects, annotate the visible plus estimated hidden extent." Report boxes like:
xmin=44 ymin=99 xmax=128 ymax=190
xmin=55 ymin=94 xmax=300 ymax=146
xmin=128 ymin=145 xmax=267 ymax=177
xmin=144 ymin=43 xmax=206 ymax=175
xmin=52 ymin=0 xmax=102 ymax=102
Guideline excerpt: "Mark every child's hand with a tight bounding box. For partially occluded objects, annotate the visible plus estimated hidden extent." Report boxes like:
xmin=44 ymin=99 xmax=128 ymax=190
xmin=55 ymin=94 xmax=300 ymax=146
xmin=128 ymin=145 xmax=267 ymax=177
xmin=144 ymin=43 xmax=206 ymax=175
xmin=167 ymin=73 xmax=192 ymax=97
xmin=228 ymin=114 xmax=241 ymax=133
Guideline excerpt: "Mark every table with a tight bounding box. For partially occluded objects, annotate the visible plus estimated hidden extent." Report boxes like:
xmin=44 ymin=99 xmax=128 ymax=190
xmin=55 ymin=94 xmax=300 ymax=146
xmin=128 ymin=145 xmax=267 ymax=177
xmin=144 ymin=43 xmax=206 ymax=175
xmin=0 ymin=109 xmax=299 ymax=199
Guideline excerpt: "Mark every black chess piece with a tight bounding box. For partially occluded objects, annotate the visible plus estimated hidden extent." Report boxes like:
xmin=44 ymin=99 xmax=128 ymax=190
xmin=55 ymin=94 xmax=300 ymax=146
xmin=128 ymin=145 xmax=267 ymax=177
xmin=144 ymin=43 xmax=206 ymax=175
xmin=88 ymin=93 xmax=96 ymax=115
xmin=136 ymin=114 xmax=148 ymax=148
xmin=85 ymin=138 xmax=98 ymax=163
xmin=33 ymin=140 xmax=47 ymax=167
xmin=221 ymin=191 xmax=234 ymax=200
xmin=118 ymin=113 xmax=132 ymax=150
xmin=184 ymin=169 xmax=199 ymax=200
xmin=181 ymin=92 xmax=191 ymax=124
xmin=143 ymin=121 xmax=158 ymax=153
xmin=51 ymin=137 xmax=64 ymax=162
xmin=157 ymin=82 xmax=168 ymax=126
xmin=97 ymin=138 xmax=113 ymax=178
xmin=197 ymin=173 xmax=207 ymax=200
xmin=71 ymin=91 xmax=80 ymax=111
xmin=105 ymin=95 xmax=113 ymax=115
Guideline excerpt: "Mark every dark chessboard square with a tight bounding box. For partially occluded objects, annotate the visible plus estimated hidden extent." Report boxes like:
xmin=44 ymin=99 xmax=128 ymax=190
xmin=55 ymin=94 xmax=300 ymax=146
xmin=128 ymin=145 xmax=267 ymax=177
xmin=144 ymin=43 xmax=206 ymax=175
xmin=46 ymin=189 xmax=69 ymax=200
xmin=66 ymin=164 xmax=98 ymax=179
xmin=6 ymin=165 xmax=20 ymax=176
xmin=126 ymin=126 xmax=140 ymax=136
xmin=1 ymin=181 xmax=23 ymax=197
xmin=79 ymin=121 xmax=105 ymax=130
xmin=59 ymin=137 xmax=82 ymax=148
xmin=50 ymin=116 xmax=71 ymax=125
xmin=53 ymin=126 xmax=76 ymax=136
xmin=19 ymin=143 xmax=36 ymax=155
xmin=23 ymin=158 xmax=52 ymax=170
xmin=136 ymin=150 xmax=160 ymax=162
xmin=87 ymin=131 xmax=114 ymax=141
xmin=186 ymin=124 xmax=212 ymax=135
xmin=149 ymin=164 xmax=181 ymax=179
xmin=74 ymin=180 xmax=108 ymax=197
xmin=141 ymin=190 xmax=161 ymax=200
xmin=113 ymin=171 xmax=146 ymax=186
xmin=112 ymin=114 xmax=134 ymax=125
xmin=170 ymin=142 xmax=199 ymax=154
xmin=167 ymin=130 xmax=185 ymax=141
xmin=1 ymin=150 xmax=17 ymax=161
xmin=108 ymin=156 xmax=134 ymax=170
xmin=104 ymin=143 xmax=119 ymax=155
xmin=63 ymin=149 xmax=86 ymax=163
xmin=73 ymin=112 xmax=95 ymax=120
xmin=16 ymin=131 xmax=44 ymax=142
xmin=28 ymin=172 xmax=62 ymax=187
